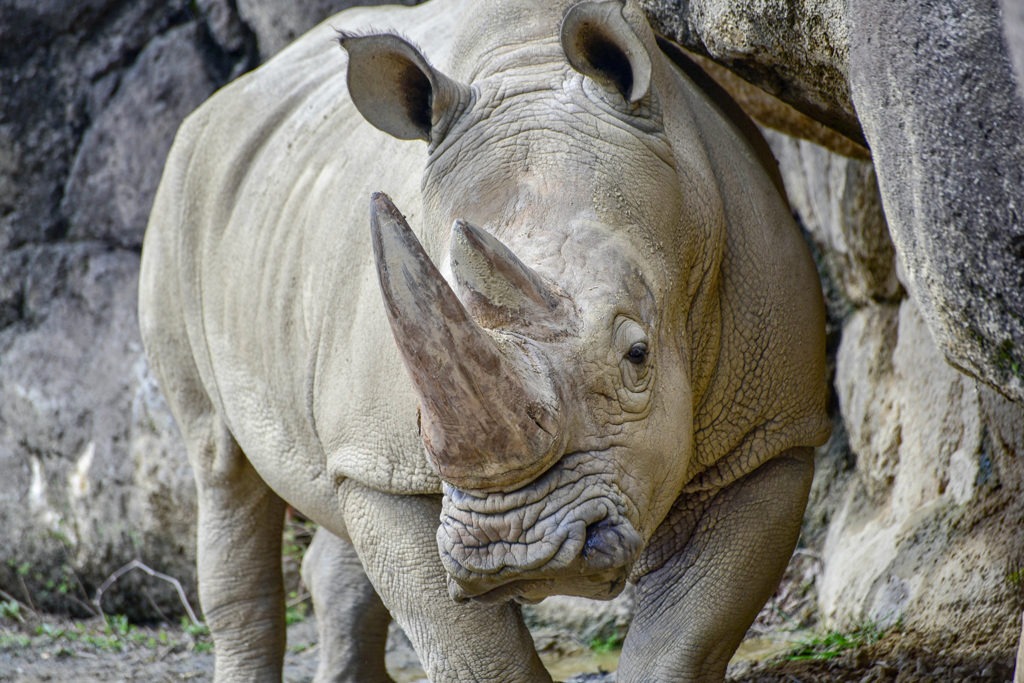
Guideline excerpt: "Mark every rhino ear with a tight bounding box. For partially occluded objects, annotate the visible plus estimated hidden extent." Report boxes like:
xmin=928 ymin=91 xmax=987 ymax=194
xmin=339 ymin=32 xmax=467 ymax=142
xmin=560 ymin=0 xmax=652 ymax=104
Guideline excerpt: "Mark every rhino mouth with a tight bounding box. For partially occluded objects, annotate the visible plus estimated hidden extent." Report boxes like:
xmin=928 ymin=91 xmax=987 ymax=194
xmin=436 ymin=451 xmax=643 ymax=603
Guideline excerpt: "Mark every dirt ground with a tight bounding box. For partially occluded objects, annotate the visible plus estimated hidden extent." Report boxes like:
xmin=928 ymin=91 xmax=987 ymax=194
xmin=0 ymin=612 xmax=1016 ymax=682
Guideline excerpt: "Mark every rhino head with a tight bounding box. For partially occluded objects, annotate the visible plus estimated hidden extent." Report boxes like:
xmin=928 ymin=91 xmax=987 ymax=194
xmin=345 ymin=0 xmax=721 ymax=603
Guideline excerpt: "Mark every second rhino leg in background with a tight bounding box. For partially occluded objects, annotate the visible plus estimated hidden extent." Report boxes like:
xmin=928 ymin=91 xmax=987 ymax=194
xmin=301 ymin=526 xmax=395 ymax=683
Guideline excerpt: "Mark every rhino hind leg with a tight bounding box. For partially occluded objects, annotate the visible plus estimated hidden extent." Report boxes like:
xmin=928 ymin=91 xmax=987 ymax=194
xmin=301 ymin=527 xmax=395 ymax=683
xmin=619 ymin=447 xmax=814 ymax=682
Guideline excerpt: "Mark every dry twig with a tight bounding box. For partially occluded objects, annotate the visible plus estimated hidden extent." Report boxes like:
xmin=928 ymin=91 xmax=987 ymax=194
xmin=93 ymin=560 xmax=202 ymax=627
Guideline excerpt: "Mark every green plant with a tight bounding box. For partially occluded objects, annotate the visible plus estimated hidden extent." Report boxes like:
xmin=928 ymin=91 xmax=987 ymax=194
xmin=285 ymin=594 xmax=309 ymax=626
xmin=1008 ymin=567 xmax=1024 ymax=586
xmin=11 ymin=560 xmax=31 ymax=577
xmin=0 ymin=600 xmax=21 ymax=621
xmin=180 ymin=615 xmax=213 ymax=652
xmin=995 ymin=339 xmax=1023 ymax=379
xmin=181 ymin=616 xmax=209 ymax=638
xmin=588 ymin=633 xmax=625 ymax=654
xmin=0 ymin=633 xmax=31 ymax=649
xmin=104 ymin=613 xmax=131 ymax=637
xmin=784 ymin=623 xmax=885 ymax=661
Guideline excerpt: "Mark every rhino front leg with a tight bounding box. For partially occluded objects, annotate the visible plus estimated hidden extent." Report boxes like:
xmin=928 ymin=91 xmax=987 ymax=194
xmin=619 ymin=447 xmax=814 ymax=682
xmin=301 ymin=526 xmax=394 ymax=683
xmin=190 ymin=417 xmax=288 ymax=682
xmin=338 ymin=481 xmax=552 ymax=683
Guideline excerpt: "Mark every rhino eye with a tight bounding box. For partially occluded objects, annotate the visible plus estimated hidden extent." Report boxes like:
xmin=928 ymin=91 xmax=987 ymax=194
xmin=626 ymin=342 xmax=648 ymax=365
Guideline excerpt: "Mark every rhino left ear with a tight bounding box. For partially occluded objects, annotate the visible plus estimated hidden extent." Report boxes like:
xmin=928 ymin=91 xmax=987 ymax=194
xmin=339 ymin=32 xmax=468 ymax=142
xmin=560 ymin=0 xmax=653 ymax=104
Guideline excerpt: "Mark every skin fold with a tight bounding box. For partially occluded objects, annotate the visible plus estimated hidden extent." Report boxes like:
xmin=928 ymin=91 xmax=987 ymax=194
xmin=138 ymin=0 xmax=830 ymax=681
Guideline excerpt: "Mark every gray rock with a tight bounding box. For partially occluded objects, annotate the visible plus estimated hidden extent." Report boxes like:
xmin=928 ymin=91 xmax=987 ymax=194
xmin=236 ymin=0 xmax=421 ymax=59
xmin=1003 ymin=0 xmax=1024 ymax=98
xmin=821 ymin=297 xmax=1024 ymax=652
xmin=195 ymin=0 xmax=254 ymax=59
xmin=834 ymin=305 xmax=901 ymax=501
xmin=0 ymin=0 xmax=253 ymax=616
xmin=847 ymin=0 xmax=1024 ymax=402
xmin=765 ymin=131 xmax=901 ymax=306
xmin=0 ymin=244 xmax=193 ymax=617
xmin=523 ymin=589 xmax=635 ymax=646
xmin=63 ymin=24 xmax=220 ymax=249
xmin=638 ymin=0 xmax=863 ymax=146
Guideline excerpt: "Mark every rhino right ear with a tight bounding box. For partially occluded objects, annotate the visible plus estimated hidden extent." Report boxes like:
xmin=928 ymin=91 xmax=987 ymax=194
xmin=560 ymin=0 xmax=652 ymax=104
xmin=339 ymin=32 xmax=468 ymax=143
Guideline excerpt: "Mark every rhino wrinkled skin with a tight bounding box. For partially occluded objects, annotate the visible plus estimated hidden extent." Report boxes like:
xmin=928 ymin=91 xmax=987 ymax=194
xmin=138 ymin=0 xmax=830 ymax=680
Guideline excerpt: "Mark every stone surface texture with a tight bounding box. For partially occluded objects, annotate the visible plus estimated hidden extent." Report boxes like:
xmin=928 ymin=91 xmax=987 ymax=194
xmin=235 ymin=0 xmax=420 ymax=59
xmin=0 ymin=0 xmax=377 ymax=617
xmin=766 ymin=131 xmax=1024 ymax=657
xmin=643 ymin=0 xmax=1024 ymax=404
xmin=1003 ymin=0 xmax=1024 ymax=97
xmin=638 ymin=0 xmax=863 ymax=146
xmin=846 ymin=0 xmax=1024 ymax=404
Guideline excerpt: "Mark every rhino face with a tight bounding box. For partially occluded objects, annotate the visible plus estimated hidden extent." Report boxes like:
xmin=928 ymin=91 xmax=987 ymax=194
xmin=370 ymin=188 xmax=694 ymax=603
xmin=350 ymin=0 xmax=710 ymax=602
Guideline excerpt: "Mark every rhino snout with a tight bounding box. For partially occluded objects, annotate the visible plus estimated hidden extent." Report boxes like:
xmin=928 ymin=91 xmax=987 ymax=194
xmin=436 ymin=458 xmax=642 ymax=603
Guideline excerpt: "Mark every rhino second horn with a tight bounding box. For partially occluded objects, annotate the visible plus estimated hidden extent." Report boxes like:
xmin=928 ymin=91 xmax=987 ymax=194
xmin=449 ymin=219 xmax=563 ymax=328
xmin=370 ymin=193 xmax=563 ymax=492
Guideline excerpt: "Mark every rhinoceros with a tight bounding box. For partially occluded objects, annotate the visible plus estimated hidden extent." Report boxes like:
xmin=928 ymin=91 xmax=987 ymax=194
xmin=138 ymin=0 xmax=830 ymax=680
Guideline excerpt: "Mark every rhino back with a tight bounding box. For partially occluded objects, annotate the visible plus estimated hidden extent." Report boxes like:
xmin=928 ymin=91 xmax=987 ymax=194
xmin=141 ymin=3 xmax=466 ymax=522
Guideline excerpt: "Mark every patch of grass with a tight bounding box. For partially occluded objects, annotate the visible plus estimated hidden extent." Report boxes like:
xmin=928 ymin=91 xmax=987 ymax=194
xmin=1007 ymin=567 xmax=1024 ymax=586
xmin=0 ymin=600 xmax=22 ymax=621
xmin=784 ymin=623 xmax=886 ymax=661
xmin=180 ymin=615 xmax=213 ymax=652
xmin=8 ymin=614 xmax=213 ymax=655
xmin=588 ymin=633 xmax=624 ymax=654
xmin=0 ymin=633 xmax=31 ymax=649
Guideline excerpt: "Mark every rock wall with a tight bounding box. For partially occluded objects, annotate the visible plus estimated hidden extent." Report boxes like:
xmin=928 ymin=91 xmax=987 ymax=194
xmin=0 ymin=0 xmax=400 ymax=618
xmin=637 ymin=0 xmax=861 ymax=146
xmin=847 ymin=0 xmax=1024 ymax=403
xmin=767 ymin=131 xmax=1024 ymax=655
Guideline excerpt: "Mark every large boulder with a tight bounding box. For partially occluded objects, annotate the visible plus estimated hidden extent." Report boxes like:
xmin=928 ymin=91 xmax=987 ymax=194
xmin=765 ymin=130 xmax=1024 ymax=657
xmin=847 ymin=0 xmax=1024 ymax=403
xmin=822 ymin=298 xmax=1024 ymax=652
xmin=637 ymin=0 xmax=863 ymax=147
xmin=1006 ymin=0 xmax=1024 ymax=96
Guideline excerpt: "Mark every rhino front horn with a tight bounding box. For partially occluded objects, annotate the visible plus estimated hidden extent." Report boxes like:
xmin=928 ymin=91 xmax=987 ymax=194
xmin=370 ymin=193 xmax=564 ymax=492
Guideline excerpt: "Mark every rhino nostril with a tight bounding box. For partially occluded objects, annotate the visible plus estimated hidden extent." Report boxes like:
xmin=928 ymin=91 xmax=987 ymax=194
xmin=582 ymin=518 xmax=614 ymax=558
